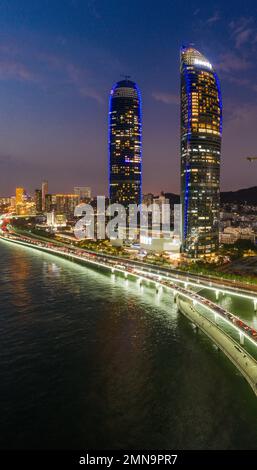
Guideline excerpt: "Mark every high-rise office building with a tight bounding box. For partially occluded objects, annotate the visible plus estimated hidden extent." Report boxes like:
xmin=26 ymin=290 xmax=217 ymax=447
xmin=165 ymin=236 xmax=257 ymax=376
xmin=55 ymin=194 xmax=79 ymax=216
xmin=142 ymin=193 xmax=154 ymax=207
xmin=0 ymin=197 xmax=11 ymax=207
xmin=42 ymin=180 xmax=48 ymax=212
xmin=180 ymin=46 xmax=222 ymax=257
xmin=45 ymin=194 xmax=79 ymax=217
xmin=74 ymin=186 xmax=91 ymax=200
xmin=15 ymin=187 xmax=25 ymax=206
xmin=15 ymin=187 xmax=36 ymax=215
xmin=45 ymin=194 xmax=53 ymax=213
xmin=10 ymin=196 xmax=16 ymax=208
xmin=35 ymin=189 xmax=42 ymax=213
xmin=109 ymin=79 xmax=142 ymax=208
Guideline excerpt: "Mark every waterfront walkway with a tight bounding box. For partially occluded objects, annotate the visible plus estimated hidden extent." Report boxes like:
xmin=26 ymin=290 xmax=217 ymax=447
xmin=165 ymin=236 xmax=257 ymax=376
xmin=178 ymin=298 xmax=257 ymax=396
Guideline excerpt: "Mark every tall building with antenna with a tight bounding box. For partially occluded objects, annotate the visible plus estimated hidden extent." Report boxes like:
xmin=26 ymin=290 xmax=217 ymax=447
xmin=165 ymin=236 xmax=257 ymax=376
xmin=109 ymin=78 xmax=142 ymax=208
xmin=180 ymin=46 xmax=222 ymax=258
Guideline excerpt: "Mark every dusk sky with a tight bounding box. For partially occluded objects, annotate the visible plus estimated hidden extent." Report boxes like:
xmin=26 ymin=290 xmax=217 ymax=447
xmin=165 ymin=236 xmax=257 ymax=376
xmin=0 ymin=0 xmax=257 ymax=197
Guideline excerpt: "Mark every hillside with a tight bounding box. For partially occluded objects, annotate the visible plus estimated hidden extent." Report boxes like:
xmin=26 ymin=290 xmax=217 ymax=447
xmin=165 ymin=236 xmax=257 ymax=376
xmin=163 ymin=187 xmax=257 ymax=205
xmin=220 ymin=186 xmax=257 ymax=204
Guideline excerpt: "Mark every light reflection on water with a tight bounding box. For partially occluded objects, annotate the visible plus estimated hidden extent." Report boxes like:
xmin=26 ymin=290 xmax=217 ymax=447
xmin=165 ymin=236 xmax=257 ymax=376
xmin=1 ymin=240 xmax=257 ymax=450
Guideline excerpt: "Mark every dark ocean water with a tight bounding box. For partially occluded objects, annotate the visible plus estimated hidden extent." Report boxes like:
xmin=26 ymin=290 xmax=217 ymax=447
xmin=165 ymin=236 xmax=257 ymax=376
xmin=1 ymin=240 xmax=257 ymax=450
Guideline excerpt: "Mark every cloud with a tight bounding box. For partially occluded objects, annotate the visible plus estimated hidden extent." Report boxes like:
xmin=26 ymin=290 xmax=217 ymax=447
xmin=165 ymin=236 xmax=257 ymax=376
xmin=226 ymin=76 xmax=251 ymax=87
xmin=87 ymin=0 xmax=101 ymax=19
xmin=152 ymin=91 xmax=179 ymax=105
xmin=230 ymin=17 xmax=252 ymax=34
xmin=37 ymin=53 xmax=104 ymax=103
xmin=63 ymin=62 xmax=103 ymax=102
xmin=193 ymin=8 xmax=200 ymax=16
xmin=225 ymin=102 xmax=257 ymax=129
xmin=217 ymin=52 xmax=252 ymax=72
xmin=222 ymin=71 xmax=257 ymax=95
xmin=234 ymin=28 xmax=253 ymax=48
xmin=207 ymin=11 xmax=220 ymax=24
xmin=79 ymin=85 xmax=103 ymax=103
xmin=229 ymin=17 xmax=256 ymax=48
xmin=0 ymin=40 xmax=106 ymax=103
xmin=217 ymin=48 xmax=257 ymax=94
xmin=0 ymin=60 xmax=36 ymax=82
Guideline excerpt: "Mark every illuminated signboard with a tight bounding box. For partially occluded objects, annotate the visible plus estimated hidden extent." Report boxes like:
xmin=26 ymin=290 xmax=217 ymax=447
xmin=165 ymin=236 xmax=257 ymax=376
xmin=194 ymin=59 xmax=212 ymax=69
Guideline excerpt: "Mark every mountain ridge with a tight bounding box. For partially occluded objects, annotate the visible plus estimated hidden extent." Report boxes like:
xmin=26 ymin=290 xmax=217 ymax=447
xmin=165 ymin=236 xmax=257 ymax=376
xmin=163 ymin=186 xmax=257 ymax=205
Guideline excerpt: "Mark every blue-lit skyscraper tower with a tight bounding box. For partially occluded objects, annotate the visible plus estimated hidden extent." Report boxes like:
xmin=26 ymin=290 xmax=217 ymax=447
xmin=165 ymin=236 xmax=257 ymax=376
xmin=109 ymin=79 xmax=142 ymax=208
xmin=180 ymin=46 xmax=222 ymax=258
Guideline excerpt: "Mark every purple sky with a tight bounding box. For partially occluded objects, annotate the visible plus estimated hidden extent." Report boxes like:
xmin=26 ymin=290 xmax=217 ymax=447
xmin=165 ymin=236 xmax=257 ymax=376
xmin=0 ymin=0 xmax=257 ymax=197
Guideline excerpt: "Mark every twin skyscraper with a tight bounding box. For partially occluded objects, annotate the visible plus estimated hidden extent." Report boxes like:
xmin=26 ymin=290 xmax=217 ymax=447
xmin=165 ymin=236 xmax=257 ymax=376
xmin=108 ymin=46 xmax=222 ymax=258
xmin=109 ymin=79 xmax=142 ymax=208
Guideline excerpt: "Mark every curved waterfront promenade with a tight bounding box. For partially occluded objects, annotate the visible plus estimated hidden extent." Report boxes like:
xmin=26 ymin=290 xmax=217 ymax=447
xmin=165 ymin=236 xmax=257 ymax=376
xmin=178 ymin=298 xmax=257 ymax=397
xmin=1 ymin=232 xmax=257 ymax=397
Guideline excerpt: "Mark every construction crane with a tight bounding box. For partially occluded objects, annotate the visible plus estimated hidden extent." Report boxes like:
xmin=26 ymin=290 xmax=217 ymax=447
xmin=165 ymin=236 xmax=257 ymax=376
xmin=246 ymin=157 xmax=257 ymax=162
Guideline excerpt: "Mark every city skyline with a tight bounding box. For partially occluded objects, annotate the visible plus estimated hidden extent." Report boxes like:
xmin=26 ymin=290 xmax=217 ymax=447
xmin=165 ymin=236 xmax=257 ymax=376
xmin=1 ymin=0 xmax=257 ymax=458
xmin=0 ymin=1 xmax=257 ymax=196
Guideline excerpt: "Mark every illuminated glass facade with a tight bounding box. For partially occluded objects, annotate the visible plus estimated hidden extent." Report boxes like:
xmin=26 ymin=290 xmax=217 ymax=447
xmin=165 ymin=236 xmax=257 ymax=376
xmin=34 ymin=189 xmax=42 ymax=213
xmin=15 ymin=187 xmax=25 ymax=206
xmin=109 ymin=79 xmax=142 ymax=207
xmin=180 ymin=46 xmax=222 ymax=257
xmin=44 ymin=194 xmax=79 ymax=216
